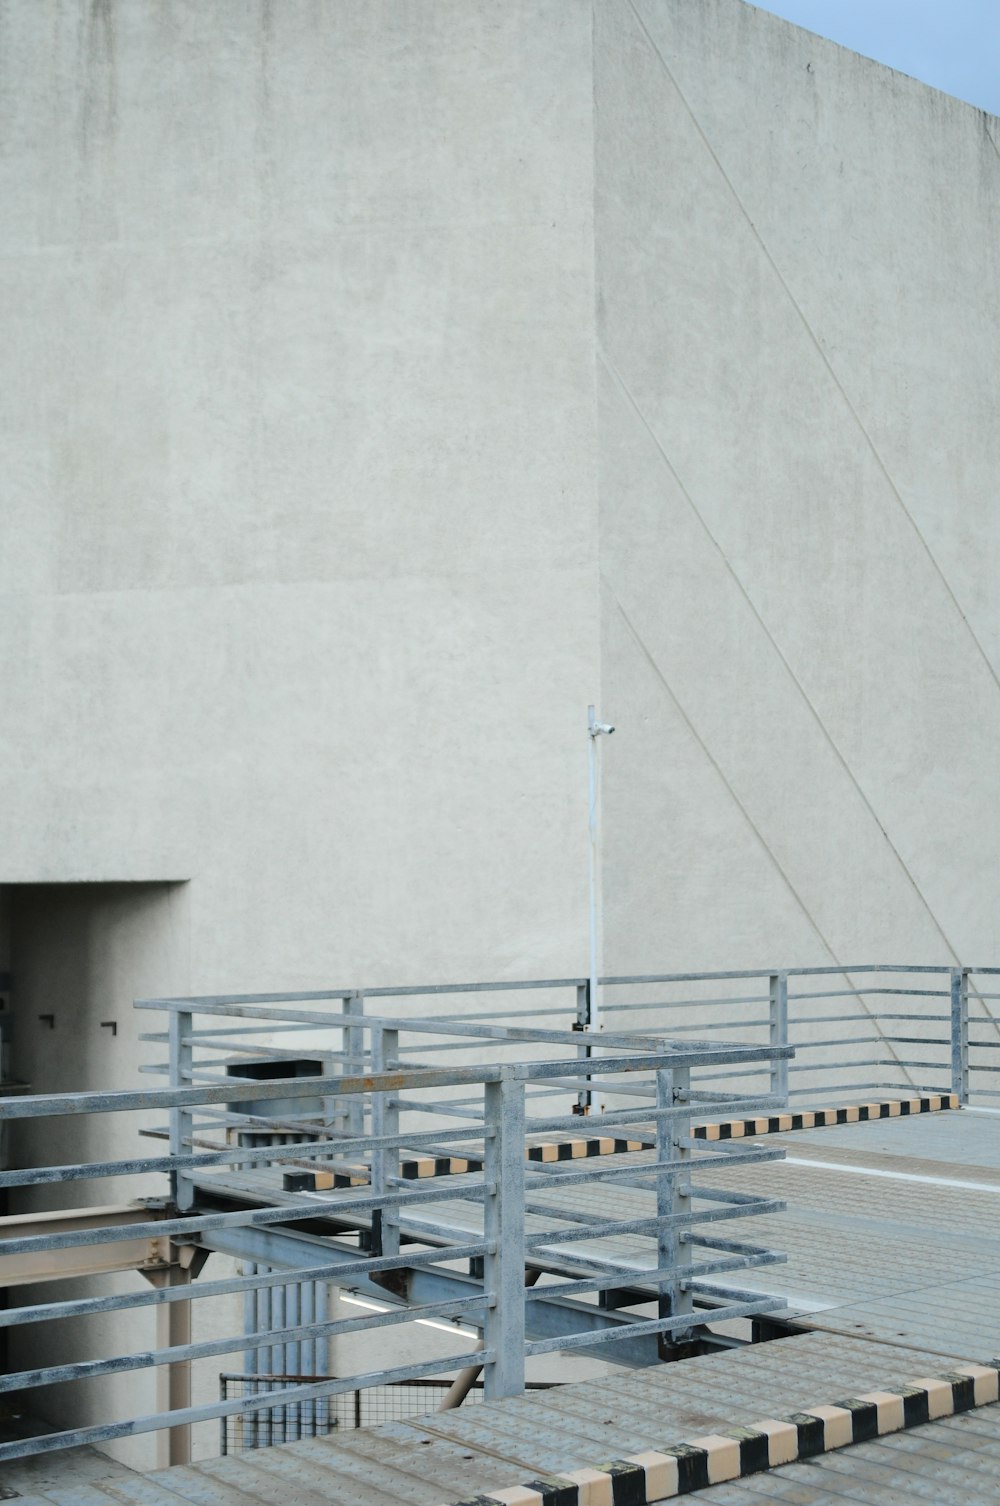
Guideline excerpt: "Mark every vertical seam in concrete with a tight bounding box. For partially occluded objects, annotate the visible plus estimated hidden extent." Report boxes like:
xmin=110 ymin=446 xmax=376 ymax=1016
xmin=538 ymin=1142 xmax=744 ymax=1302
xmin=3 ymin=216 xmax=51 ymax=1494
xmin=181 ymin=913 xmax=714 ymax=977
xmin=606 ymin=579 xmax=915 ymax=1087
xmin=623 ymin=0 xmax=1000 ymax=706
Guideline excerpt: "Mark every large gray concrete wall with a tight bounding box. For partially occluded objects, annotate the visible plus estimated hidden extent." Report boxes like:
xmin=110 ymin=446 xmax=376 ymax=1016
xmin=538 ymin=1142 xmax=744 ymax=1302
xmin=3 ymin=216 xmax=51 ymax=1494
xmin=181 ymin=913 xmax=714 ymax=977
xmin=3 ymin=0 xmax=1000 ymax=1465
xmin=0 ymin=0 xmax=598 ymax=993
xmin=596 ymin=0 xmax=1000 ymax=974
xmin=0 ymin=0 xmax=597 ymax=1463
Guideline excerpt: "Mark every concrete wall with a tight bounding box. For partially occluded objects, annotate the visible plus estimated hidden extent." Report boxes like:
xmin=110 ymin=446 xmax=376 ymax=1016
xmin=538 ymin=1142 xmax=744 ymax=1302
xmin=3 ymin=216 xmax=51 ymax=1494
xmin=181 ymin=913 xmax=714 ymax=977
xmin=0 ymin=0 xmax=597 ymax=1462
xmin=596 ymin=0 xmax=1000 ymax=975
xmin=0 ymin=0 xmax=598 ymax=991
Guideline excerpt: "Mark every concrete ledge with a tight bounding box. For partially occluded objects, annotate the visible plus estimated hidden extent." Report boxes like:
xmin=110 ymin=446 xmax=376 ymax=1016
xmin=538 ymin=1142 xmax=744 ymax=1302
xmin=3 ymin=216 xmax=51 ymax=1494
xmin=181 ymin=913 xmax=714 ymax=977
xmin=437 ymin=1361 xmax=998 ymax=1506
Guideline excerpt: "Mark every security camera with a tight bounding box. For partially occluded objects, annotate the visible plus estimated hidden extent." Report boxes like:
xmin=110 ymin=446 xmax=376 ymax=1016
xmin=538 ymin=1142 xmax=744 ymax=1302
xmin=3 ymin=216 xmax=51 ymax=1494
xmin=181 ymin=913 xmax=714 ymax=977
xmin=590 ymin=722 xmax=615 ymax=736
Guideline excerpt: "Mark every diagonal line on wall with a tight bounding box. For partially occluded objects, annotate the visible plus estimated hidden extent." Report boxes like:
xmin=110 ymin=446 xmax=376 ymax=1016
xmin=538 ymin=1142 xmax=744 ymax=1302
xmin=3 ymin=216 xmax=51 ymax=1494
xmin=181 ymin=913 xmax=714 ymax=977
xmin=608 ymin=584 xmax=916 ymax=1086
xmin=624 ymin=0 xmax=1000 ymax=705
xmin=599 ymin=349 xmax=999 ymax=1039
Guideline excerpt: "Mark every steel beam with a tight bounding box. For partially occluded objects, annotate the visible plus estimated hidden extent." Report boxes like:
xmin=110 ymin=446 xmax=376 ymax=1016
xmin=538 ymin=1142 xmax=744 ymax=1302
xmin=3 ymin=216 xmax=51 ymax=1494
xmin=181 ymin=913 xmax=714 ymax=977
xmin=0 ymin=1204 xmax=169 ymax=1286
xmin=198 ymin=1224 xmax=664 ymax=1366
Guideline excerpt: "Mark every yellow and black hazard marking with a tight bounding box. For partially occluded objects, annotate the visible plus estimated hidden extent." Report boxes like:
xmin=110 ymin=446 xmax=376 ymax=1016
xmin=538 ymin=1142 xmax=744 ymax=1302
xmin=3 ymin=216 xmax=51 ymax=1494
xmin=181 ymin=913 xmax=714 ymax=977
xmin=437 ymin=1362 xmax=999 ymax=1506
xmin=281 ymin=1094 xmax=958 ymax=1192
xmin=693 ymin=1093 xmax=957 ymax=1141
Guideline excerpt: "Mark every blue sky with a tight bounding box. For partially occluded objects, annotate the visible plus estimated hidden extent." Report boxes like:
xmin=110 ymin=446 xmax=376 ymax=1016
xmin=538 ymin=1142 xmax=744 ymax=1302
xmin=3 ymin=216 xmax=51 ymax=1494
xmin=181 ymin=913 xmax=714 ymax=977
xmin=748 ymin=1 xmax=1000 ymax=116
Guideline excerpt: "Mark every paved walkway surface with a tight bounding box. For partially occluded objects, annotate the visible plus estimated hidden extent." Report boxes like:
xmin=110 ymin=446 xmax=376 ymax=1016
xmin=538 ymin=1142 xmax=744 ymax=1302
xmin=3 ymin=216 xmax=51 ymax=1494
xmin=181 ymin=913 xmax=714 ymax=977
xmin=5 ymin=1332 xmax=994 ymax=1505
xmin=7 ymin=1111 xmax=1000 ymax=1506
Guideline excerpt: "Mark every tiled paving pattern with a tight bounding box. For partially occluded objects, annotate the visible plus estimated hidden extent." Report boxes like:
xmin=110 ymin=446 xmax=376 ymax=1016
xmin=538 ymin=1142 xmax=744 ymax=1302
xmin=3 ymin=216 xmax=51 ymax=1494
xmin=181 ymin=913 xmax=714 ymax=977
xmin=6 ymin=1334 xmax=990 ymax=1505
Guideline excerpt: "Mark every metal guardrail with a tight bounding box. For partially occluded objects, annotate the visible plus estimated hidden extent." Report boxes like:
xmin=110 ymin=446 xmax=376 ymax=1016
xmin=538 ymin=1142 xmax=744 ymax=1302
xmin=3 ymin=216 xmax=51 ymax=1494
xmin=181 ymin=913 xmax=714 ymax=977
xmin=135 ymin=963 xmax=1000 ymax=1111
xmin=0 ymin=1013 xmax=792 ymax=1466
xmin=1 ymin=960 xmax=995 ymax=1469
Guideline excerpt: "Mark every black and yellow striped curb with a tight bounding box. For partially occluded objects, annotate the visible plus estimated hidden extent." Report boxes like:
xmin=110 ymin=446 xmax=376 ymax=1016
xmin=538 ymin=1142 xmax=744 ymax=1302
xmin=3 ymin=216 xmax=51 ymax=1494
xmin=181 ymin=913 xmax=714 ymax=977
xmin=693 ymin=1092 xmax=957 ymax=1141
xmin=434 ymin=1362 xmax=999 ymax=1506
xmin=281 ymin=1095 xmax=957 ymax=1191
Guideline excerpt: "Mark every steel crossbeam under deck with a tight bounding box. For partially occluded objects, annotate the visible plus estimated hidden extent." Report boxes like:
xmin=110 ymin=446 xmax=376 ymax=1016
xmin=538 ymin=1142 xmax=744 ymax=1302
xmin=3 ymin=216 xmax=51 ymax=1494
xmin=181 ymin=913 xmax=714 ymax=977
xmin=196 ymin=1220 xmax=668 ymax=1367
xmin=0 ymin=1203 xmax=172 ymax=1286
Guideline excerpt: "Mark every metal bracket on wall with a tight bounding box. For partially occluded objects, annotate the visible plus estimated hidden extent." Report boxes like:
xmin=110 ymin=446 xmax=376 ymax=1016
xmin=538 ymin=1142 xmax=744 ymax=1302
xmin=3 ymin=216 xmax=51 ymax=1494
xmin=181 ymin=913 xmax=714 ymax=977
xmin=100 ymin=1021 xmax=118 ymax=1036
xmin=37 ymin=1014 xmax=54 ymax=1029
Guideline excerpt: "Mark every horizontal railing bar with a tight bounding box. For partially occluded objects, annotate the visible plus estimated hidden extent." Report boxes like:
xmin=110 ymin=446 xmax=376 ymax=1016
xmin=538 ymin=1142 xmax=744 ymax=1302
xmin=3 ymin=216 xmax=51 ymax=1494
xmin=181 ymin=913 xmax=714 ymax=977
xmin=525 ymin=1251 xmax=785 ymax=1304
xmin=0 ymin=1047 xmax=789 ymax=1121
xmin=602 ymin=997 xmax=770 ymax=1011
xmin=524 ymin=1095 xmax=785 ymax=1134
xmin=867 ymin=1058 xmax=952 ymax=1069
xmin=682 ymin=1067 xmax=767 ymax=1081
xmin=603 ymin=967 xmax=963 ymax=983
xmin=185 ymin=1022 xmax=339 ymax=1038
xmin=785 ymin=1014 xmax=878 ymax=1026
xmin=0 ymin=1178 xmax=496 ymax=1258
xmin=416 ymin=1006 xmax=577 ymax=1021
xmin=0 ymin=1121 xmax=502 ymax=1190
xmin=396 ymin=1041 xmax=541 ymax=1054
xmin=365 ymin=1017 xmax=782 ymax=1055
xmin=790 ymin=1036 xmax=884 ymax=1050
xmin=884 ymin=1036 xmax=949 ymax=1046
xmin=0 ymin=1350 xmax=492 ymax=1465
xmin=392 ymin=1099 xmax=488 ymax=1119
xmin=186 ymin=1041 xmax=350 ymax=1060
xmin=608 ymin=1019 xmax=770 ymax=1034
xmin=786 ymin=988 xmax=949 ymax=1001
xmin=786 ymin=1082 xmax=941 ymax=1096
xmin=690 ymin=1185 xmax=783 ymax=1207
xmin=524 ymin=1198 xmax=784 ymax=1249
xmin=0 ymin=1240 xmax=493 ymax=1329
xmin=0 ymin=1294 xmax=489 ymax=1396
xmin=136 ymin=965 xmax=1000 ymax=1015
xmin=787 ymin=1059 xmax=883 ymax=1072
xmin=686 ymin=1231 xmax=778 ymax=1255
xmin=790 ymin=1013 xmax=949 ymax=1023
xmin=137 ymin=981 xmax=588 ymax=1008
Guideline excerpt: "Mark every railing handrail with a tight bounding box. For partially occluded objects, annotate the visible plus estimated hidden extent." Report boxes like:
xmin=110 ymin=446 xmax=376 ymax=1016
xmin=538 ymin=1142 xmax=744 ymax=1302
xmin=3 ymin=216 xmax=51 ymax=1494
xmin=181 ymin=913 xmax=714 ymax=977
xmin=0 ymin=1042 xmax=793 ymax=1122
xmin=133 ymin=962 xmax=1000 ymax=1011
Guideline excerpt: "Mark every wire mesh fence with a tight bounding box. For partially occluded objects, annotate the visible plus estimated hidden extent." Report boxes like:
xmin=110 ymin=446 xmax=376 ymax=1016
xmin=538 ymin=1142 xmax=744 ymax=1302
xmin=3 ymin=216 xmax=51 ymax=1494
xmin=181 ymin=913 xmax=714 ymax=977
xmin=219 ymin=1373 xmax=555 ymax=1453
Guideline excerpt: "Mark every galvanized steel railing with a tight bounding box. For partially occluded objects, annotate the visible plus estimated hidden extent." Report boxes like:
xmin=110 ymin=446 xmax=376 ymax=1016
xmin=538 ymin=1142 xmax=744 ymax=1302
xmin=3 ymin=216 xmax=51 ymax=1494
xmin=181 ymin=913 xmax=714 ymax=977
xmin=2 ymin=959 xmax=995 ymax=1467
xmin=142 ymin=964 xmax=998 ymax=1111
xmin=0 ymin=1012 xmax=792 ymax=1466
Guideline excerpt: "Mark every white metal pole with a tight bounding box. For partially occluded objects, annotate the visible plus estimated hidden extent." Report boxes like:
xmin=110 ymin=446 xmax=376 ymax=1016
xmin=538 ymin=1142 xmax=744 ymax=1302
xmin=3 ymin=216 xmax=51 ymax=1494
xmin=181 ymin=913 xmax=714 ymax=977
xmin=587 ymin=706 xmax=600 ymax=1036
xmin=587 ymin=706 xmax=615 ymax=1038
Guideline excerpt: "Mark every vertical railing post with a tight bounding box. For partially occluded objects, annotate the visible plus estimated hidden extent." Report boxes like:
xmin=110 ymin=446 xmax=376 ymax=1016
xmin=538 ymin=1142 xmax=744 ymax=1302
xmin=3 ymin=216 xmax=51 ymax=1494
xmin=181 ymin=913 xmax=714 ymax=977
xmin=169 ymin=1008 xmax=194 ymax=1212
xmin=343 ymin=993 xmax=366 ymax=1137
xmin=951 ymin=967 xmax=969 ymax=1104
xmin=482 ymin=1073 xmax=526 ymax=1400
xmin=656 ymin=1064 xmax=693 ymax=1352
xmin=371 ymin=1023 xmax=400 ymax=1258
xmin=574 ymin=981 xmax=592 ymax=1114
xmin=769 ymin=973 xmax=789 ymax=1104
